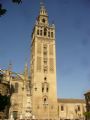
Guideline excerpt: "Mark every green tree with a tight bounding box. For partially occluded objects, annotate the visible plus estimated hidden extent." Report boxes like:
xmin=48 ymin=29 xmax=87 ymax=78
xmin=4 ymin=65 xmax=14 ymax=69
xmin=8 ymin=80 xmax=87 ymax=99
xmin=0 ymin=0 xmax=22 ymax=16
xmin=0 ymin=94 xmax=10 ymax=111
xmin=84 ymin=112 xmax=90 ymax=118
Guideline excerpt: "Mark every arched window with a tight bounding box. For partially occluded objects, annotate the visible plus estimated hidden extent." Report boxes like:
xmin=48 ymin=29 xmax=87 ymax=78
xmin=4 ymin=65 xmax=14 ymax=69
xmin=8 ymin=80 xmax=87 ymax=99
xmin=46 ymin=87 xmax=48 ymax=92
xmin=44 ymin=28 xmax=47 ymax=36
xmin=44 ymin=77 xmax=47 ymax=81
xmin=61 ymin=105 xmax=64 ymax=111
xmin=77 ymin=105 xmax=80 ymax=111
xmin=48 ymin=31 xmax=50 ymax=37
xmin=43 ymin=96 xmax=48 ymax=105
xmin=40 ymin=30 xmax=42 ymax=36
xmin=42 ymin=82 xmax=49 ymax=93
xmin=44 ymin=98 xmax=46 ymax=102
xmin=37 ymin=29 xmax=39 ymax=35
xmin=51 ymin=32 xmax=53 ymax=38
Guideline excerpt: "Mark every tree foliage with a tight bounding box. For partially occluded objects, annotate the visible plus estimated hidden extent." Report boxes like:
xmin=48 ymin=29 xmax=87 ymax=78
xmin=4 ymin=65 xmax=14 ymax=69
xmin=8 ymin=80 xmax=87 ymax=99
xmin=0 ymin=94 xmax=10 ymax=111
xmin=0 ymin=0 xmax=22 ymax=16
xmin=84 ymin=112 xmax=90 ymax=117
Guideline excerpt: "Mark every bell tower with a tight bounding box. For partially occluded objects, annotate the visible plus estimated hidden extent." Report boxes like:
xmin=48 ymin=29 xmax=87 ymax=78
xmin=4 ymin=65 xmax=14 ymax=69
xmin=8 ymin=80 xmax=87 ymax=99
xmin=30 ymin=1 xmax=58 ymax=119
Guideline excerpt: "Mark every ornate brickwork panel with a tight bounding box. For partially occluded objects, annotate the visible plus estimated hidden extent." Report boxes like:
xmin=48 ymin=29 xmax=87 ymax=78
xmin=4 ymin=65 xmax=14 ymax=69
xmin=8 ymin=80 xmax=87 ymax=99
xmin=37 ymin=42 xmax=42 ymax=54
xmin=49 ymin=58 xmax=54 ymax=72
xmin=49 ymin=45 xmax=53 ymax=55
xmin=37 ymin=57 xmax=41 ymax=71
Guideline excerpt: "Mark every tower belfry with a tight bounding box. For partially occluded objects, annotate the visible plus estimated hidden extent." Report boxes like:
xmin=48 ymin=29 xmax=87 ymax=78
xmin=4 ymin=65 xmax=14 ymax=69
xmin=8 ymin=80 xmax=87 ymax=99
xmin=30 ymin=1 xmax=57 ymax=119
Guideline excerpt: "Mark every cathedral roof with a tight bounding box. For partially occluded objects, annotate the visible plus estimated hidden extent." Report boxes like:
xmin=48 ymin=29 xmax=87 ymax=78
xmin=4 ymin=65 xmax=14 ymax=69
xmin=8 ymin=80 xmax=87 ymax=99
xmin=58 ymin=98 xmax=85 ymax=103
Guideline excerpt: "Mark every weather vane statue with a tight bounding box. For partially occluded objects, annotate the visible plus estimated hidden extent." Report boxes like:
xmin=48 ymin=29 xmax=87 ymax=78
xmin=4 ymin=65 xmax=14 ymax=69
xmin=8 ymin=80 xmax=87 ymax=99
xmin=40 ymin=0 xmax=45 ymax=7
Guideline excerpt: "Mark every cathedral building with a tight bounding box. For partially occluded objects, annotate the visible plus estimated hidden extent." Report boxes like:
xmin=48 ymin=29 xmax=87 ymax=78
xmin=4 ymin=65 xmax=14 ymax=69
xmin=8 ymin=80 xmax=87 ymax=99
xmin=0 ymin=2 xmax=86 ymax=120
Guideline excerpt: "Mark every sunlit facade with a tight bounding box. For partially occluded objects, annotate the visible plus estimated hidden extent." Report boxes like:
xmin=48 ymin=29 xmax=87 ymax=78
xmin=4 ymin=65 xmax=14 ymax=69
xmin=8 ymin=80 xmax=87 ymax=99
xmin=0 ymin=2 xmax=86 ymax=120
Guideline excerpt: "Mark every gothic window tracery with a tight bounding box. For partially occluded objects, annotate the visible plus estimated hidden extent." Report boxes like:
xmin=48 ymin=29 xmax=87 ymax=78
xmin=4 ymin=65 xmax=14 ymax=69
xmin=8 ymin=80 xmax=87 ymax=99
xmin=42 ymin=82 xmax=49 ymax=93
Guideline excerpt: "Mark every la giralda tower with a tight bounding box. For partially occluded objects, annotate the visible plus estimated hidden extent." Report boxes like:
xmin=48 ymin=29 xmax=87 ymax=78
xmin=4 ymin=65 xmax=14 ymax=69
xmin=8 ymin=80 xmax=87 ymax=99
xmin=30 ymin=2 xmax=58 ymax=119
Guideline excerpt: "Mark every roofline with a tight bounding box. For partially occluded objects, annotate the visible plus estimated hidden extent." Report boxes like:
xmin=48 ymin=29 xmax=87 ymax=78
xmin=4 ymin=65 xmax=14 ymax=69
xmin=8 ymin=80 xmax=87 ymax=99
xmin=57 ymin=98 xmax=85 ymax=103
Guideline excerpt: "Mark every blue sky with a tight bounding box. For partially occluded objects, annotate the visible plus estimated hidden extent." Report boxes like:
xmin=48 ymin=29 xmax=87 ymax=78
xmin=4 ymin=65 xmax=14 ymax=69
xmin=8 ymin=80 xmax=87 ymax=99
xmin=0 ymin=0 xmax=90 ymax=99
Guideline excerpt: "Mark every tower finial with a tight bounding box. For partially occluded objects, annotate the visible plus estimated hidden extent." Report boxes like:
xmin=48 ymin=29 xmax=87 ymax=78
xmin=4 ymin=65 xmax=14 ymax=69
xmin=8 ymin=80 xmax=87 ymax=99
xmin=40 ymin=0 xmax=45 ymax=8
xmin=24 ymin=62 xmax=28 ymax=80
xmin=39 ymin=0 xmax=48 ymax=16
xmin=40 ymin=0 xmax=44 ymax=6
xmin=8 ymin=61 xmax=12 ymax=72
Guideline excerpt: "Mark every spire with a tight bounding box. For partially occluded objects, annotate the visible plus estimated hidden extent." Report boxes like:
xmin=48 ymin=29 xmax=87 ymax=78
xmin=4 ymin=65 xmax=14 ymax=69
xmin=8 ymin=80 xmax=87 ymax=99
xmin=8 ymin=61 xmax=12 ymax=72
xmin=35 ymin=0 xmax=49 ymax=26
xmin=24 ymin=62 xmax=28 ymax=80
xmin=6 ymin=61 xmax=12 ymax=82
xmin=39 ymin=0 xmax=48 ymax=16
xmin=40 ymin=0 xmax=45 ymax=9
